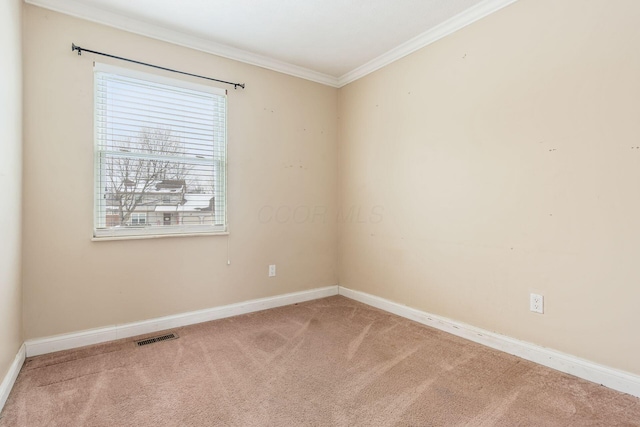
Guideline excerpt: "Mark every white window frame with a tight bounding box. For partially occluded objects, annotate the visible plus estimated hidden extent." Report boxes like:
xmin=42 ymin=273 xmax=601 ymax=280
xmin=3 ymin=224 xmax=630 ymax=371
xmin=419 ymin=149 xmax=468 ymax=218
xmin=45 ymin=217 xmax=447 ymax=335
xmin=93 ymin=63 xmax=228 ymax=239
xmin=129 ymin=212 xmax=147 ymax=226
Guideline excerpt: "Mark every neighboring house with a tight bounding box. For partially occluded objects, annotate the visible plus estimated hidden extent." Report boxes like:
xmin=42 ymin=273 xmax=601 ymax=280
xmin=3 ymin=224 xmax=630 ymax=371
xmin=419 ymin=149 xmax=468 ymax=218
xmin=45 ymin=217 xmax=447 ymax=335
xmin=105 ymin=179 xmax=214 ymax=227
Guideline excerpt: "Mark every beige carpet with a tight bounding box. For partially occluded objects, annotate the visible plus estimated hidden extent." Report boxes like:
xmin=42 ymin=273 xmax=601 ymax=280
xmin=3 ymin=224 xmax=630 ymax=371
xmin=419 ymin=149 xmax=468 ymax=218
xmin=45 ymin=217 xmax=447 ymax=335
xmin=1 ymin=296 xmax=639 ymax=426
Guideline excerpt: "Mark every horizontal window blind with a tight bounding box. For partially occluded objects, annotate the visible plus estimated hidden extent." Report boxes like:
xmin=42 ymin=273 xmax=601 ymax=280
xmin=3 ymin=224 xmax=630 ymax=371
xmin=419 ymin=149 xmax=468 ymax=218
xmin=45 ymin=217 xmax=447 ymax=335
xmin=94 ymin=63 xmax=227 ymax=238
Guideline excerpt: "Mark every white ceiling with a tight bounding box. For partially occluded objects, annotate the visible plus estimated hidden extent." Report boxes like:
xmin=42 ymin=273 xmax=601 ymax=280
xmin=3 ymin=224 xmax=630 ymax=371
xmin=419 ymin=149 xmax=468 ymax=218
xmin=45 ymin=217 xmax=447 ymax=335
xmin=27 ymin=0 xmax=518 ymax=87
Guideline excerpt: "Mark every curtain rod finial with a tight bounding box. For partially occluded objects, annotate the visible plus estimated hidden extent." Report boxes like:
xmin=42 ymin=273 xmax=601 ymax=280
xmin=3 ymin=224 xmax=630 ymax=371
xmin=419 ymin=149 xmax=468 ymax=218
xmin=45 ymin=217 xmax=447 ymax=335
xmin=71 ymin=43 xmax=82 ymax=55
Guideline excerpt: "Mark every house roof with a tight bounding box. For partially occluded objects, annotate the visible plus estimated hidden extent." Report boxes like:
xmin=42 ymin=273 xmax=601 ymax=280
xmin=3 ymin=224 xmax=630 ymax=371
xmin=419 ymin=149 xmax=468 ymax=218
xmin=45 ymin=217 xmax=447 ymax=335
xmin=155 ymin=193 xmax=214 ymax=213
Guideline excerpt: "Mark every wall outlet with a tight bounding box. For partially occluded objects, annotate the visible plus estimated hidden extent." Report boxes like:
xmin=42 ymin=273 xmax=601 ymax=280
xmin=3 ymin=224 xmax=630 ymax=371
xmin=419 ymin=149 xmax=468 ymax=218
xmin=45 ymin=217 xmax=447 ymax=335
xmin=530 ymin=293 xmax=544 ymax=314
xmin=268 ymin=264 xmax=276 ymax=277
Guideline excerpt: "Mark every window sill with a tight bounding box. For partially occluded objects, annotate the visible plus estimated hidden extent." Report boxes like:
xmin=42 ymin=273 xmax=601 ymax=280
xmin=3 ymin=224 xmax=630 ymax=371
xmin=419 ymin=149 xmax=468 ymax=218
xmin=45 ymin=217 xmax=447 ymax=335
xmin=92 ymin=231 xmax=229 ymax=242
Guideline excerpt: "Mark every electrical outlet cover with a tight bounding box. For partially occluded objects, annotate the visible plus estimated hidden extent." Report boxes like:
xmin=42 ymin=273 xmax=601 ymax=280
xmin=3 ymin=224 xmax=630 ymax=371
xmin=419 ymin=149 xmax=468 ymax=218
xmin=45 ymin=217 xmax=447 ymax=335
xmin=530 ymin=293 xmax=544 ymax=314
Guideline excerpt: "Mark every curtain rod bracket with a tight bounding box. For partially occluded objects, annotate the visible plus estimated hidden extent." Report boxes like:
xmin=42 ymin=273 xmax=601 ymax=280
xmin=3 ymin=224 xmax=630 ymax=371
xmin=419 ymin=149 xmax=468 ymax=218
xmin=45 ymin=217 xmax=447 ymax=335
xmin=70 ymin=42 xmax=245 ymax=89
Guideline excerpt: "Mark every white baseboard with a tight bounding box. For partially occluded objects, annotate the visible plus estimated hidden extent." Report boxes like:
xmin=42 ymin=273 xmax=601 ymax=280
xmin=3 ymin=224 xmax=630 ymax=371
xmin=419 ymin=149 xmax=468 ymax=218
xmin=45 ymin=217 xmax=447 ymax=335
xmin=25 ymin=285 xmax=339 ymax=357
xmin=338 ymin=286 xmax=640 ymax=398
xmin=0 ymin=343 xmax=26 ymax=414
xmin=19 ymin=284 xmax=640 ymax=400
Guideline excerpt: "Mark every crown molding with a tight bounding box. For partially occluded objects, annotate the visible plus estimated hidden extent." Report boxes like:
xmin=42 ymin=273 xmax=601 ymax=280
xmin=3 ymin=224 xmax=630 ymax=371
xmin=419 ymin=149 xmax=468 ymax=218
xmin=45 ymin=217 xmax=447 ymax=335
xmin=24 ymin=0 xmax=340 ymax=88
xmin=337 ymin=0 xmax=520 ymax=87
xmin=26 ymin=0 xmax=519 ymax=89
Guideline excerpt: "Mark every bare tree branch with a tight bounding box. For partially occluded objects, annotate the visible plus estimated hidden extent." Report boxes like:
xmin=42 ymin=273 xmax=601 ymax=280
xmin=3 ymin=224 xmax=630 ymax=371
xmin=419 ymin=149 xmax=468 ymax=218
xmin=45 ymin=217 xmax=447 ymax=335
xmin=105 ymin=128 xmax=193 ymax=225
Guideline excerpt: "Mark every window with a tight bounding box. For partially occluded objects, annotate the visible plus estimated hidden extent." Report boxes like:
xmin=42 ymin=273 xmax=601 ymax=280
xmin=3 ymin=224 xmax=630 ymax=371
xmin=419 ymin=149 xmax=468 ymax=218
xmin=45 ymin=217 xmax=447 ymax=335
xmin=94 ymin=63 xmax=227 ymax=238
xmin=130 ymin=213 xmax=147 ymax=226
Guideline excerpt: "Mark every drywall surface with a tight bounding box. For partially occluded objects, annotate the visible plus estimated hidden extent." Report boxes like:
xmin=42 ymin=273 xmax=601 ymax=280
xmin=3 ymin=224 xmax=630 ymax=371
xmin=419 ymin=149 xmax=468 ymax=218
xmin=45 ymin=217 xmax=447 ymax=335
xmin=22 ymin=5 xmax=338 ymax=339
xmin=0 ymin=0 xmax=24 ymax=378
xmin=338 ymin=0 xmax=640 ymax=375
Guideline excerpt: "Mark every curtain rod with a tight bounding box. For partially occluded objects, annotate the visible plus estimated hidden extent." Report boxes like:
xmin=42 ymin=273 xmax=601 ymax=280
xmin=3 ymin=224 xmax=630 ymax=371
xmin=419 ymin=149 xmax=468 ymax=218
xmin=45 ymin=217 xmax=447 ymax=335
xmin=71 ymin=43 xmax=245 ymax=90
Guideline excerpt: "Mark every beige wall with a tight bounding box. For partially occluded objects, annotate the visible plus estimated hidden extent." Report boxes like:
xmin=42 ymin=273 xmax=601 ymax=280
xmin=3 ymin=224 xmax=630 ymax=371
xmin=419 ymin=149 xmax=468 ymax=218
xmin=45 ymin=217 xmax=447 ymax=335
xmin=20 ymin=0 xmax=640 ymax=378
xmin=0 ymin=0 xmax=23 ymax=377
xmin=339 ymin=0 xmax=640 ymax=375
xmin=22 ymin=5 xmax=338 ymax=339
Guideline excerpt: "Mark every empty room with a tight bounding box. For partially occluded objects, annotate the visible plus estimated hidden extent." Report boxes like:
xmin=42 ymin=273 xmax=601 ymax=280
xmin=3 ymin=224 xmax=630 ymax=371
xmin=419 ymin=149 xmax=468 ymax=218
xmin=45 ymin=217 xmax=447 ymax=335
xmin=1 ymin=0 xmax=640 ymax=425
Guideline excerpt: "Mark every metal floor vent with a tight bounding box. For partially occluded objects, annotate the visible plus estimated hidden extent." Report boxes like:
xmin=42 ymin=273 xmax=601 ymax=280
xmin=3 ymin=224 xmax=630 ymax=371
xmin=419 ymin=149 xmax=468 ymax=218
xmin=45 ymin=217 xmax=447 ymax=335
xmin=135 ymin=333 xmax=178 ymax=347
